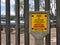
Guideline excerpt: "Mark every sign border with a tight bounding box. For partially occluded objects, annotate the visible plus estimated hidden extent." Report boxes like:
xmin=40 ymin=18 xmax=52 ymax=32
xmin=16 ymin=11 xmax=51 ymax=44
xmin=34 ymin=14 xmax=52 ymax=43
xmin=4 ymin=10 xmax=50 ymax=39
xmin=29 ymin=11 xmax=50 ymax=39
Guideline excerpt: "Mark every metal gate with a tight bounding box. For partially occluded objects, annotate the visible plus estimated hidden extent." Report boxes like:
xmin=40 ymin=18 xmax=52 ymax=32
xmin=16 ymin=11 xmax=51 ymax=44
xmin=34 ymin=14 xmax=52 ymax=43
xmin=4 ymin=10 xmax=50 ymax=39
xmin=0 ymin=0 xmax=58 ymax=45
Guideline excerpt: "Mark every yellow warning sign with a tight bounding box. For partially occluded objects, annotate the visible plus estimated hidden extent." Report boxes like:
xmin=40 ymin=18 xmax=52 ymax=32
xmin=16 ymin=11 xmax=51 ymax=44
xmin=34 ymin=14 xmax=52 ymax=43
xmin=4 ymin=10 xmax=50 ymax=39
xmin=32 ymin=13 xmax=48 ymax=32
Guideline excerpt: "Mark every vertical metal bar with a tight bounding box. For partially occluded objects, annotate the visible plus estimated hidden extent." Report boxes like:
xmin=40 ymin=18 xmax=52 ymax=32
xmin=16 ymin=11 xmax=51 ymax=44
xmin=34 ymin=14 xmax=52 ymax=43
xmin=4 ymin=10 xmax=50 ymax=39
xmin=34 ymin=0 xmax=44 ymax=45
xmin=34 ymin=0 xmax=39 ymax=11
xmin=0 ymin=0 xmax=1 ymax=45
xmin=56 ymin=0 xmax=60 ymax=45
xmin=6 ymin=0 xmax=10 ymax=45
xmin=24 ymin=0 xmax=29 ymax=45
xmin=45 ymin=0 xmax=50 ymax=11
xmin=45 ymin=0 xmax=50 ymax=45
xmin=15 ymin=0 xmax=20 ymax=45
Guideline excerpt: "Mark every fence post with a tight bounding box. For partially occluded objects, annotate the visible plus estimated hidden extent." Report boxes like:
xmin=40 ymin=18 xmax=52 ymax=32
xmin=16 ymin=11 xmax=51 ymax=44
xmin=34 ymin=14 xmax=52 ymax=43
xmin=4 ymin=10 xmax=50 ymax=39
xmin=45 ymin=0 xmax=50 ymax=45
xmin=0 ymin=0 xmax=1 ymax=45
xmin=6 ymin=0 xmax=10 ymax=45
xmin=34 ymin=0 xmax=39 ymax=11
xmin=34 ymin=0 xmax=44 ymax=45
xmin=24 ymin=0 xmax=29 ymax=45
xmin=56 ymin=0 xmax=60 ymax=45
xmin=15 ymin=0 xmax=20 ymax=45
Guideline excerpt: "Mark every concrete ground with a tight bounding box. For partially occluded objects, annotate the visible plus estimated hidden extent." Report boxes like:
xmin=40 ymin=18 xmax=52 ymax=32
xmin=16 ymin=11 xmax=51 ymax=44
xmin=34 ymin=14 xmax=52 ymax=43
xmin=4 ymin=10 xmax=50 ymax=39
xmin=1 ymin=28 xmax=56 ymax=45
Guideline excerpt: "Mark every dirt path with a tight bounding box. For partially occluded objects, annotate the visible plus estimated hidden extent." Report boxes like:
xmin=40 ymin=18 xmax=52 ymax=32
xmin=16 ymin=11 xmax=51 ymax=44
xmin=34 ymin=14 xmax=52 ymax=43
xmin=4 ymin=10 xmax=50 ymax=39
xmin=1 ymin=28 xmax=56 ymax=45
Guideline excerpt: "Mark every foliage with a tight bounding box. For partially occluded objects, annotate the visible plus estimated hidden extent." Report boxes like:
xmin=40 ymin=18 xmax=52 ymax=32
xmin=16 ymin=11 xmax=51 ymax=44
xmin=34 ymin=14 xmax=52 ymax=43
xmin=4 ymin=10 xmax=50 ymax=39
xmin=10 ymin=16 xmax=15 ymax=20
xmin=20 ymin=0 xmax=24 ymax=9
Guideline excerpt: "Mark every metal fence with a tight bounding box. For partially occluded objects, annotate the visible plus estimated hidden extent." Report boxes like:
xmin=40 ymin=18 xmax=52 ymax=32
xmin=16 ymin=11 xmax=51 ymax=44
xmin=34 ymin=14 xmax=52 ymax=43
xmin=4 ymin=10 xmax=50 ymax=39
xmin=0 ymin=0 xmax=58 ymax=45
